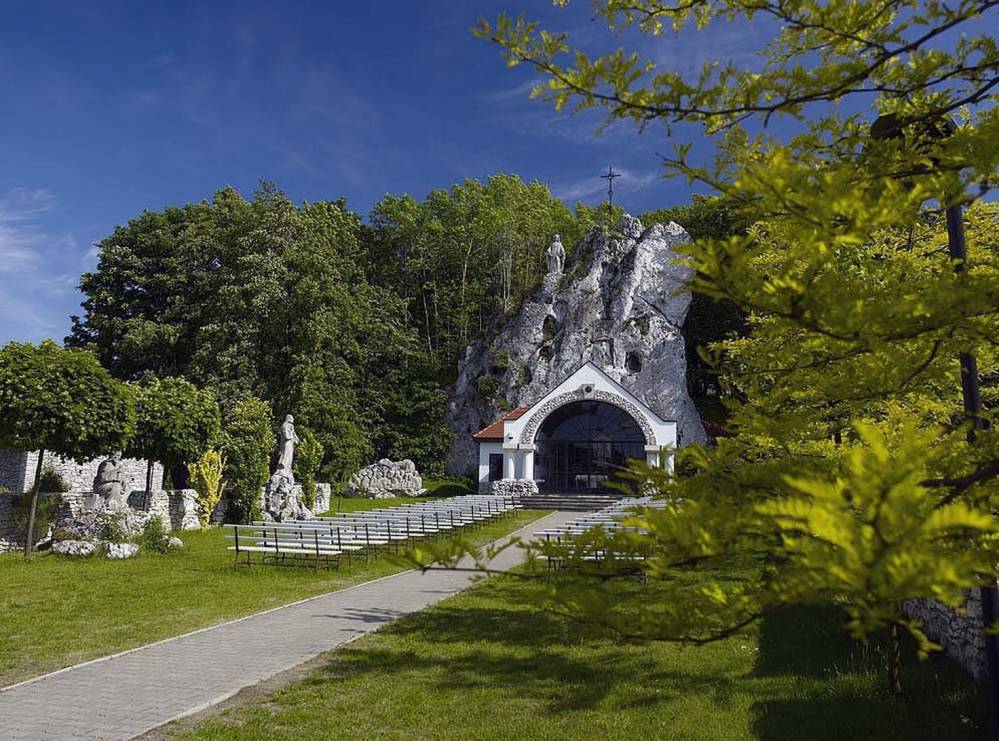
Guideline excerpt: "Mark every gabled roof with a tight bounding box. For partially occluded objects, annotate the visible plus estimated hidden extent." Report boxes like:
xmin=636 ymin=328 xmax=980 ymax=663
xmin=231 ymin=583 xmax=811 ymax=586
xmin=472 ymin=407 xmax=530 ymax=441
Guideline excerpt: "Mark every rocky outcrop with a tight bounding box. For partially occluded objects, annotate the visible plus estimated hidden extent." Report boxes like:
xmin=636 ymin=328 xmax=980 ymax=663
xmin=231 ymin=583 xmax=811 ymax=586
xmin=445 ymin=215 xmax=706 ymax=476
xmin=490 ymin=479 xmax=539 ymax=498
xmin=263 ymin=472 xmax=313 ymax=522
xmin=348 ymin=459 xmax=423 ymax=499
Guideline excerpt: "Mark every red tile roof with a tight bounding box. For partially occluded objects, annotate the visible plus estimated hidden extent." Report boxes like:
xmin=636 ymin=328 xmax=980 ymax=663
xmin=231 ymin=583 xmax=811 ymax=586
xmin=472 ymin=407 xmax=530 ymax=441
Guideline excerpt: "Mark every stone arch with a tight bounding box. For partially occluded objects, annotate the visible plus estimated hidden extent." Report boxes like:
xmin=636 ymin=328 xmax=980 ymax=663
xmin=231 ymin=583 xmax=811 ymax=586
xmin=520 ymin=389 xmax=656 ymax=446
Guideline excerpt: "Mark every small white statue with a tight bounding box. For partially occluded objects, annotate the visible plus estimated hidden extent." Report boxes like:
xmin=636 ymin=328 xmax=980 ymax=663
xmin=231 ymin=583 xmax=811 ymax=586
xmin=89 ymin=453 xmax=125 ymax=511
xmin=275 ymin=414 xmax=300 ymax=476
xmin=546 ymin=234 xmax=565 ymax=274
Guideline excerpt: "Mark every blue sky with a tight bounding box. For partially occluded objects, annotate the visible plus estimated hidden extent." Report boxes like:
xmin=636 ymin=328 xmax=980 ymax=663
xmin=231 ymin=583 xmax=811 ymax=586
xmin=0 ymin=1 xmax=774 ymax=344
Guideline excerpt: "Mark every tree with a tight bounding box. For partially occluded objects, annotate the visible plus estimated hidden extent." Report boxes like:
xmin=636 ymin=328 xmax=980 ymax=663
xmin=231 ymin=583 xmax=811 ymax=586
xmin=293 ymin=428 xmax=324 ymax=510
xmin=219 ymin=396 xmax=274 ymax=522
xmin=0 ymin=341 xmax=135 ymax=556
xmin=188 ymin=449 xmax=225 ymax=527
xmin=432 ymin=0 xmax=999 ymax=690
xmin=69 ymin=184 xmax=449 ymax=484
xmin=125 ymin=377 xmax=221 ymax=495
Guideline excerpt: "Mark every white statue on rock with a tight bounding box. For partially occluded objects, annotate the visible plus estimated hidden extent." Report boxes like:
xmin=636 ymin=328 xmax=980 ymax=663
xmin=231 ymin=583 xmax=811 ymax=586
xmin=546 ymin=234 xmax=565 ymax=274
xmin=88 ymin=453 xmax=125 ymax=511
xmin=264 ymin=414 xmax=311 ymax=522
xmin=276 ymin=414 xmax=300 ymax=476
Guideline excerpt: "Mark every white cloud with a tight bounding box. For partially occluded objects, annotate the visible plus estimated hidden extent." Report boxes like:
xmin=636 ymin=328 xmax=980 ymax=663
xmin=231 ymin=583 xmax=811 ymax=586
xmin=551 ymin=167 xmax=661 ymax=203
xmin=0 ymin=188 xmax=56 ymax=273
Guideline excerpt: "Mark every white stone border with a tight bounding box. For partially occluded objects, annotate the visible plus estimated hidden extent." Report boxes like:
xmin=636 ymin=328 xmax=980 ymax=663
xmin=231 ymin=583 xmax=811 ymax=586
xmin=519 ymin=389 xmax=657 ymax=446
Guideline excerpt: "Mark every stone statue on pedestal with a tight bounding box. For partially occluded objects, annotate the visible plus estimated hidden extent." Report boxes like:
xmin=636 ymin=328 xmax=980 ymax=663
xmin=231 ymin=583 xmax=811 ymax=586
xmin=275 ymin=414 xmax=300 ymax=477
xmin=89 ymin=453 xmax=125 ymax=511
xmin=546 ymin=234 xmax=565 ymax=274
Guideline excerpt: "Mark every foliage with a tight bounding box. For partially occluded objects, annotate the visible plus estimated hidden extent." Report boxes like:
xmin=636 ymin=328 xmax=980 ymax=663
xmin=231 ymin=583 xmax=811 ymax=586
xmin=13 ymin=492 xmax=62 ymax=545
xmin=69 ymin=184 xmax=449 ymax=484
xmin=125 ymin=376 xmax=221 ymax=491
xmin=458 ymin=0 xmax=999 ymax=674
xmin=219 ymin=396 xmax=274 ymax=523
xmin=0 ymin=340 xmax=136 ymax=462
xmin=0 ymin=340 xmax=136 ymax=555
xmin=188 ymin=449 xmax=226 ymax=527
xmin=366 ymin=174 xmax=590 ymax=370
xmin=97 ymin=511 xmax=130 ymax=545
xmin=293 ymin=429 xmax=323 ymax=509
xmin=35 ymin=466 xmax=70 ymax=494
xmin=137 ymin=516 xmax=172 ymax=554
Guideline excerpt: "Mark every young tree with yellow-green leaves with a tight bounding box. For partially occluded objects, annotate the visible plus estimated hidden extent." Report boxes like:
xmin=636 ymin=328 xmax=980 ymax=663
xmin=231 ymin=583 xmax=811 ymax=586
xmin=408 ymin=0 xmax=999 ymax=699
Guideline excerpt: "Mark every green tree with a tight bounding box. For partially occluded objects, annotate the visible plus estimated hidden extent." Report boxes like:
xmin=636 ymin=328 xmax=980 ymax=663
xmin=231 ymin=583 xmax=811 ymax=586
xmin=0 ymin=341 xmax=135 ymax=556
xmin=293 ymin=428 xmax=324 ymax=510
xmin=220 ymin=396 xmax=274 ymax=522
xmin=188 ymin=449 xmax=225 ymax=527
xmin=441 ymin=0 xmax=999 ymax=687
xmin=125 ymin=377 xmax=221 ymax=495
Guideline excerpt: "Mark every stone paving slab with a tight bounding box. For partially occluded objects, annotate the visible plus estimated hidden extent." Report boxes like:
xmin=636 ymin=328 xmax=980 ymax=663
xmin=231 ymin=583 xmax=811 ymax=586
xmin=0 ymin=511 xmax=572 ymax=741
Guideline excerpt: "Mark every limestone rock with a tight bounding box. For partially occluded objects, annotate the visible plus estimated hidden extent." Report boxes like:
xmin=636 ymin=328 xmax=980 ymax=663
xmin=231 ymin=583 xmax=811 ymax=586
xmin=52 ymin=539 xmax=97 ymax=557
xmin=106 ymin=542 xmax=139 ymax=559
xmin=445 ymin=216 xmax=706 ymax=476
xmin=167 ymin=536 xmax=184 ymax=549
xmin=348 ymin=459 xmax=423 ymax=499
xmin=263 ymin=472 xmax=313 ymax=522
xmin=490 ymin=479 xmax=539 ymax=498
xmin=55 ymin=509 xmax=155 ymax=543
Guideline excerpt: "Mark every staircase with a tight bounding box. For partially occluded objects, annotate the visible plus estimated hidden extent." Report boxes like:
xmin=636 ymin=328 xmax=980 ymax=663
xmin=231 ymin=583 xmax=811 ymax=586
xmin=517 ymin=491 xmax=623 ymax=512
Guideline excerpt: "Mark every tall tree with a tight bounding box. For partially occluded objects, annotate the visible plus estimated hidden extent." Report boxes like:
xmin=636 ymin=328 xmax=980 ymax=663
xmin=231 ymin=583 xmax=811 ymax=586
xmin=0 ymin=341 xmax=135 ymax=556
xmin=438 ymin=0 xmax=999 ymax=682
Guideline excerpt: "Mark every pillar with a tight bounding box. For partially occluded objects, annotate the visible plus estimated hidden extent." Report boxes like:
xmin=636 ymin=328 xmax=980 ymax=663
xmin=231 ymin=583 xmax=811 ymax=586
xmin=523 ymin=448 xmax=535 ymax=480
xmin=503 ymin=451 xmax=516 ymax=480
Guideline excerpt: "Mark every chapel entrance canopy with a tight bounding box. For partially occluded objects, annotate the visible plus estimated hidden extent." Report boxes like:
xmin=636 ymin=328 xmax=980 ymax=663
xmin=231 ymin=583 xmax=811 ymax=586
xmin=534 ymin=400 xmax=645 ymax=493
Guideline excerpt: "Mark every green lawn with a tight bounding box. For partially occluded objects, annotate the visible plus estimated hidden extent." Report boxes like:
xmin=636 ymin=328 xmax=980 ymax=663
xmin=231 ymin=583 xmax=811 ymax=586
xmin=0 ymin=507 xmax=543 ymax=688
xmin=175 ymin=573 xmax=987 ymax=741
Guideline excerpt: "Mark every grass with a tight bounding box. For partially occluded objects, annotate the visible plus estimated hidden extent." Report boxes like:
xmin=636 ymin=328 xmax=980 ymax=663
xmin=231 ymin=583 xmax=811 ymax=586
xmin=0 ymin=508 xmax=544 ymax=688
xmin=174 ymin=572 xmax=987 ymax=741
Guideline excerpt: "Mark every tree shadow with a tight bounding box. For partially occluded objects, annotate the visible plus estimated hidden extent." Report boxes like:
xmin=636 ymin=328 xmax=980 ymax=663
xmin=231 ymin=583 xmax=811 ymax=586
xmin=749 ymin=604 xmax=988 ymax=740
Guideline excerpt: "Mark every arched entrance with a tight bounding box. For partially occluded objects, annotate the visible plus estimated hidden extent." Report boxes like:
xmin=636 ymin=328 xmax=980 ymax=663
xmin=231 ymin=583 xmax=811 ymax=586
xmin=534 ymin=400 xmax=646 ymax=493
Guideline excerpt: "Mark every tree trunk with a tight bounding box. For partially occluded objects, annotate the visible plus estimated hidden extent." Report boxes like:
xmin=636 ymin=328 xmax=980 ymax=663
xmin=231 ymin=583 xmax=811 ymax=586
xmin=23 ymin=448 xmax=45 ymax=558
xmin=146 ymin=459 xmax=155 ymax=498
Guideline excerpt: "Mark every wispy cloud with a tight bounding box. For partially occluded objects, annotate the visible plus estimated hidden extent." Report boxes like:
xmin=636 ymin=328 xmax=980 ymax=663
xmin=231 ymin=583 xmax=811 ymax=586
xmin=0 ymin=188 xmax=56 ymax=273
xmin=551 ymin=167 xmax=661 ymax=204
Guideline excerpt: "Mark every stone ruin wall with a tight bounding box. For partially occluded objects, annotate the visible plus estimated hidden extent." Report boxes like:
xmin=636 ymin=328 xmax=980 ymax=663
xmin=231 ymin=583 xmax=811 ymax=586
xmin=0 ymin=448 xmax=162 ymax=496
xmin=904 ymin=593 xmax=987 ymax=681
xmin=0 ymin=488 xmax=201 ymax=552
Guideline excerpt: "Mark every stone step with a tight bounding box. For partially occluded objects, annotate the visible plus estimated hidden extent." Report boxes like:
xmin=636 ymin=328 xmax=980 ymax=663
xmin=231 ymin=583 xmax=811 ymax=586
xmin=517 ymin=492 xmax=624 ymax=512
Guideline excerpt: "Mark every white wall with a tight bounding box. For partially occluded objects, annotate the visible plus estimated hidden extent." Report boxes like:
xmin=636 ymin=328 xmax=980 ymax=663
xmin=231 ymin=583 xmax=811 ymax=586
xmin=476 ymin=441 xmax=504 ymax=492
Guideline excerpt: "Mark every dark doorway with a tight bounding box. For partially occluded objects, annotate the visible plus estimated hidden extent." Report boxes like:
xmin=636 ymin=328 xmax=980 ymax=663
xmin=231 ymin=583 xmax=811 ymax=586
xmin=534 ymin=401 xmax=645 ymax=493
xmin=488 ymin=453 xmax=504 ymax=483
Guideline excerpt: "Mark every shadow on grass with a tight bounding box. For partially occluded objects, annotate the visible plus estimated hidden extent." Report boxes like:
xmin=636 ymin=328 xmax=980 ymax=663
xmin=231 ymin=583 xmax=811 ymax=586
xmin=750 ymin=604 xmax=988 ymax=740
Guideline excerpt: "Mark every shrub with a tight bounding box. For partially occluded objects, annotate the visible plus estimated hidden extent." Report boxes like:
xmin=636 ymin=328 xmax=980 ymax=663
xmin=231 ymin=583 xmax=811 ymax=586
xmin=188 ymin=449 xmax=225 ymax=527
xmin=97 ymin=511 xmax=130 ymax=544
xmin=13 ymin=492 xmax=62 ymax=544
xmin=137 ymin=516 xmax=171 ymax=554
xmin=36 ymin=465 xmax=70 ymax=493
xmin=293 ymin=428 xmax=324 ymax=509
xmin=220 ymin=396 xmax=274 ymax=523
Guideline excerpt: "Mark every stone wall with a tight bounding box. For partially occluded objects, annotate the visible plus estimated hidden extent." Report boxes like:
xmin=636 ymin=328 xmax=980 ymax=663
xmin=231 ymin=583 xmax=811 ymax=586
xmin=490 ymin=479 xmax=539 ymax=498
xmin=0 ymin=448 xmax=162 ymax=496
xmin=0 ymin=488 xmax=201 ymax=552
xmin=315 ymin=483 xmax=331 ymax=514
xmin=903 ymin=593 xmax=986 ymax=681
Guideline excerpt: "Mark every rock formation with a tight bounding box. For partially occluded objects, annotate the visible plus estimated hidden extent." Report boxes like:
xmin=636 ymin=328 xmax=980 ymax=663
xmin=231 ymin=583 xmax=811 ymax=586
xmin=445 ymin=215 xmax=706 ymax=476
xmin=263 ymin=471 xmax=313 ymax=522
xmin=348 ymin=459 xmax=423 ymax=499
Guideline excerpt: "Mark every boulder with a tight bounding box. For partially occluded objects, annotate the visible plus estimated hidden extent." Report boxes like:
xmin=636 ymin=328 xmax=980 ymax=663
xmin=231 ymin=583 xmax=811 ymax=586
xmin=348 ymin=459 xmax=423 ymax=499
xmin=106 ymin=542 xmax=140 ymax=559
xmin=445 ymin=216 xmax=706 ymax=476
xmin=52 ymin=539 xmax=97 ymax=557
xmin=490 ymin=479 xmax=539 ymax=498
xmin=167 ymin=536 xmax=184 ymax=549
xmin=263 ymin=472 xmax=313 ymax=522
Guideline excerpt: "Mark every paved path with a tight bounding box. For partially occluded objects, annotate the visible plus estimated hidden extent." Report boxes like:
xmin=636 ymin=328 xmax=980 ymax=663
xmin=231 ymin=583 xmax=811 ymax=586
xmin=0 ymin=511 xmax=573 ymax=741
